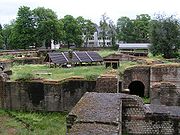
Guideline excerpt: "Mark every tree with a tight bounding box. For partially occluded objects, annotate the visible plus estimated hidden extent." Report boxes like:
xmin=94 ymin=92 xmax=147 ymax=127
xmin=149 ymin=15 xmax=180 ymax=58
xmin=99 ymin=13 xmax=109 ymax=47
xmin=13 ymin=6 xmax=35 ymax=49
xmin=117 ymin=14 xmax=151 ymax=43
xmin=33 ymin=7 xmax=64 ymax=48
xmin=134 ymin=14 xmax=151 ymax=42
xmin=108 ymin=20 xmax=117 ymax=46
xmin=62 ymin=15 xmax=82 ymax=48
xmin=1 ymin=23 xmax=15 ymax=49
xmin=76 ymin=16 xmax=96 ymax=47
xmin=0 ymin=24 xmax=3 ymax=49
xmin=116 ymin=16 xmax=135 ymax=43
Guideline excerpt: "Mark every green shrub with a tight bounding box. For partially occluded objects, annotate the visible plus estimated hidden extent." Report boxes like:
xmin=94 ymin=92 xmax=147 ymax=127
xmin=172 ymin=52 xmax=180 ymax=59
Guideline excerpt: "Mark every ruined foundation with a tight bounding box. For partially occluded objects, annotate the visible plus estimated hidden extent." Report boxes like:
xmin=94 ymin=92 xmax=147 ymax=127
xmin=67 ymin=92 xmax=180 ymax=135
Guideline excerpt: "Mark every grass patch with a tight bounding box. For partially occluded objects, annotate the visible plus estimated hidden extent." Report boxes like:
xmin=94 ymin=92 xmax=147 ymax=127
xmin=97 ymin=49 xmax=117 ymax=57
xmin=0 ymin=109 xmax=67 ymax=135
xmin=15 ymin=72 xmax=35 ymax=81
xmin=10 ymin=64 xmax=109 ymax=81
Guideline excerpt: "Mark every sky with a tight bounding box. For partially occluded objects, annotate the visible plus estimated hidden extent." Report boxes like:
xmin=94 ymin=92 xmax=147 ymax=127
xmin=0 ymin=0 xmax=180 ymax=25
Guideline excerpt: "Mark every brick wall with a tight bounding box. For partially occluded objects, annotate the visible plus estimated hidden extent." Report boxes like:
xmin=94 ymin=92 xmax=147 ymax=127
xmin=2 ymin=80 xmax=96 ymax=112
xmin=95 ymin=74 xmax=119 ymax=93
xmin=151 ymin=64 xmax=180 ymax=90
xmin=123 ymin=66 xmax=150 ymax=97
xmin=151 ymin=82 xmax=180 ymax=106
xmin=67 ymin=92 xmax=180 ymax=135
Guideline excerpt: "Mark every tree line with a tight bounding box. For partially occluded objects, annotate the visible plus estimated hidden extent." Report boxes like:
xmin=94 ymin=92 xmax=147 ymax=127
xmin=0 ymin=6 xmax=180 ymax=58
xmin=0 ymin=6 xmax=96 ymax=49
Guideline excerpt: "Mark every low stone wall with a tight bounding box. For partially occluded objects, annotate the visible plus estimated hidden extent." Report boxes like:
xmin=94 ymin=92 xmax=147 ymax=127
xmin=2 ymin=80 xmax=96 ymax=112
xmin=104 ymin=53 xmax=137 ymax=61
xmin=14 ymin=57 xmax=43 ymax=64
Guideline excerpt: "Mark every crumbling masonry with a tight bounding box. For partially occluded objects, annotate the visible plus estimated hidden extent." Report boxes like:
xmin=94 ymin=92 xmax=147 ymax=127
xmin=67 ymin=92 xmax=180 ymax=135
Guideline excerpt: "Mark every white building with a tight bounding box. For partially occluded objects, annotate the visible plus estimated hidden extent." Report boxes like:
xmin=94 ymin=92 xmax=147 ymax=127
xmin=83 ymin=25 xmax=112 ymax=47
xmin=51 ymin=40 xmax=60 ymax=49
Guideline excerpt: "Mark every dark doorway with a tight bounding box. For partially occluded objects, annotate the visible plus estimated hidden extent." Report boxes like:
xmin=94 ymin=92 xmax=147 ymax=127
xmin=112 ymin=63 xmax=118 ymax=69
xmin=27 ymin=83 xmax=44 ymax=106
xmin=128 ymin=81 xmax=145 ymax=97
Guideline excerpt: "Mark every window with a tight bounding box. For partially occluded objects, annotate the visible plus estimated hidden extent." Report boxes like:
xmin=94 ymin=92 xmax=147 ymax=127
xmin=89 ymin=36 xmax=94 ymax=40
xmin=89 ymin=42 xmax=94 ymax=45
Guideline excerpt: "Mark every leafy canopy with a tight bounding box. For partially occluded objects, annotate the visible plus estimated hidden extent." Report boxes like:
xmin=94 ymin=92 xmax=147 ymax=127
xmin=149 ymin=15 xmax=180 ymax=58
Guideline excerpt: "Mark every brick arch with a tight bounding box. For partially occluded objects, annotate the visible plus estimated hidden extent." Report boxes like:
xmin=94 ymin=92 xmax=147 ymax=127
xmin=128 ymin=80 xmax=145 ymax=97
xmin=123 ymin=66 xmax=150 ymax=97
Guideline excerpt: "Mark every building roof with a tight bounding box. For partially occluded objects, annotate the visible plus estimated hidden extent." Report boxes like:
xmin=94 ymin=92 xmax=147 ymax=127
xmin=118 ymin=43 xmax=151 ymax=49
xmin=44 ymin=51 xmax=103 ymax=65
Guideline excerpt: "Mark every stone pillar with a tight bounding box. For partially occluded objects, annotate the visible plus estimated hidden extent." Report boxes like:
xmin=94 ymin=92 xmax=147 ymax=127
xmin=95 ymin=74 xmax=119 ymax=93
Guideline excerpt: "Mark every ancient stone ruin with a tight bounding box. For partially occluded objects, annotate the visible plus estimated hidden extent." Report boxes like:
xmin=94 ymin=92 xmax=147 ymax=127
xmin=95 ymin=73 xmax=119 ymax=93
xmin=0 ymin=80 xmax=96 ymax=112
xmin=67 ymin=92 xmax=180 ymax=135
xmin=122 ymin=64 xmax=180 ymax=99
xmin=0 ymin=62 xmax=179 ymax=135
xmin=123 ymin=65 xmax=150 ymax=97
xmin=151 ymin=82 xmax=180 ymax=106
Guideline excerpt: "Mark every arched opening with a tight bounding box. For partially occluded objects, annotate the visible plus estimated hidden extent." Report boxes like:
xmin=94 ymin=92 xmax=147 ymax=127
xmin=128 ymin=81 xmax=145 ymax=97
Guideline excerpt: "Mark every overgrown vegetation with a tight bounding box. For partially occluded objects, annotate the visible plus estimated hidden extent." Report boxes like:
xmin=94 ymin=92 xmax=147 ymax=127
xmin=118 ymin=61 xmax=139 ymax=77
xmin=11 ymin=64 xmax=109 ymax=81
xmin=0 ymin=109 xmax=67 ymax=135
xmin=143 ymin=97 xmax=150 ymax=104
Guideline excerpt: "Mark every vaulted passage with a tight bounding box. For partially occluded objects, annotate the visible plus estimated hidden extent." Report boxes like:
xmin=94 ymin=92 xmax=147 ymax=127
xmin=128 ymin=81 xmax=145 ymax=97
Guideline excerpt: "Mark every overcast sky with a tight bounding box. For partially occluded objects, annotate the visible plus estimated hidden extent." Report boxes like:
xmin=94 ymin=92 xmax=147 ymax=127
xmin=0 ymin=0 xmax=180 ymax=25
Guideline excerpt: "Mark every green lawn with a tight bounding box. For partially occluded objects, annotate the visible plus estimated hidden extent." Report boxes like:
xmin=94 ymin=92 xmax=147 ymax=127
xmin=10 ymin=64 xmax=110 ymax=81
xmin=0 ymin=109 xmax=67 ymax=135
